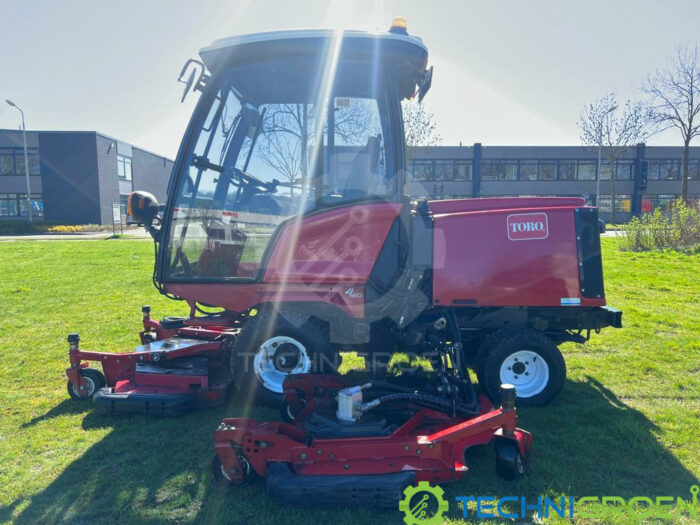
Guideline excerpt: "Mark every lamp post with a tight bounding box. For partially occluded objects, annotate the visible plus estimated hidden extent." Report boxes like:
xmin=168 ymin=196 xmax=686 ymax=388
xmin=595 ymin=104 xmax=617 ymax=208
xmin=5 ymin=99 xmax=32 ymax=222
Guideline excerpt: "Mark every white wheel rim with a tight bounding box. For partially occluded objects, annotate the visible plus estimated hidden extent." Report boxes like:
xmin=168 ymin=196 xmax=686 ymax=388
xmin=75 ymin=375 xmax=96 ymax=397
xmin=499 ymin=350 xmax=549 ymax=398
xmin=253 ymin=336 xmax=310 ymax=394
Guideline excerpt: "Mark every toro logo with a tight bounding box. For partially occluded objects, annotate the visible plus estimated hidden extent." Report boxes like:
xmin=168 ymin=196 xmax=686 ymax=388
xmin=506 ymin=212 xmax=549 ymax=241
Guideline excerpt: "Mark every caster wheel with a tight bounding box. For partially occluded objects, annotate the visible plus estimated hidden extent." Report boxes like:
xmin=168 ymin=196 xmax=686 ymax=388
xmin=280 ymin=397 xmax=307 ymax=422
xmin=495 ymin=441 xmax=526 ymax=480
xmin=67 ymin=368 xmax=106 ymax=400
xmin=212 ymin=451 xmax=257 ymax=487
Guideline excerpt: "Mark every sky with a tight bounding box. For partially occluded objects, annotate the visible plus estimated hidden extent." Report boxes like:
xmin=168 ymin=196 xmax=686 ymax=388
xmin=1 ymin=0 xmax=698 ymax=159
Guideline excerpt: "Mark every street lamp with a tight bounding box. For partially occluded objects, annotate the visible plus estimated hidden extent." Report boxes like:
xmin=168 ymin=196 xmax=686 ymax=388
xmin=595 ymin=104 xmax=617 ymax=209
xmin=5 ymin=99 xmax=32 ymax=223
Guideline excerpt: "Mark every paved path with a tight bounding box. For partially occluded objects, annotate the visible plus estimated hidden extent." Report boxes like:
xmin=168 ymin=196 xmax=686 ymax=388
xmin=0 ymin=229 xmax=151 ymax=241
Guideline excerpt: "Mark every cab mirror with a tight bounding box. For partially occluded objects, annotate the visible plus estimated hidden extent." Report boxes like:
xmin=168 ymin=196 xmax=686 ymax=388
xmin=127 ymin=191 xmax=159 ymax=226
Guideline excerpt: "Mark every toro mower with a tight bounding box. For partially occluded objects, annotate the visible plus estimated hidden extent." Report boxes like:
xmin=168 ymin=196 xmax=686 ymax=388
xmin=65 ymin=19 xmax=622 ymax=415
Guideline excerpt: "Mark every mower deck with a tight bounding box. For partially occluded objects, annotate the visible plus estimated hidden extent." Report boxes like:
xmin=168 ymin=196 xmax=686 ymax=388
xmin=65 ymin=307 xmax=237 ymax=415
xmin=213 ymin=375 xmax=532 ymax=506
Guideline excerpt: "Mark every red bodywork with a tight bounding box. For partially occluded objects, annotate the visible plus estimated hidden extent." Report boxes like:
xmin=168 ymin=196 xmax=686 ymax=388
xmin=214 ymin=374 xmax=532 ymax=485
xmin=165 ymin=203 xmax=402 ymax=318
xmin=164 ymin=197 xmax=602 ymax=317
xmin=430 ymin=197 xmax=605 ymax=307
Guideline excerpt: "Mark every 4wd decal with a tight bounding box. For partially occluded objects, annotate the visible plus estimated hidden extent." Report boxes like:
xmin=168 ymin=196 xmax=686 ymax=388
xmin=506 ymin=212 xmax=549 ymax=241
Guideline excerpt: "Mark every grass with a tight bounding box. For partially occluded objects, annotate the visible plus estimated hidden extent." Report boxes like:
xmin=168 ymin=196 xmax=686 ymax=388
xmin=0 ymin=238 xmax=698 ymax=524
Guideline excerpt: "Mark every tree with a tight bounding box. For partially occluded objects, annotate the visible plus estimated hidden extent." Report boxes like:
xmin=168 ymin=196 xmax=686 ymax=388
xmin=402 ymin=99 xmax=441 ymax=165
xmin=643 ymin=43 xmax=700 ymax=202
xmin=578 ymin=93 xmax=649 ymax=223
xmin=257 ymin=101 xmax=373 ymax=191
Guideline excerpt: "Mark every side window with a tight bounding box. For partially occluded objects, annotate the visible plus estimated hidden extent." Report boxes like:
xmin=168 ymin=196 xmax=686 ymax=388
xmin=323 ymin=97 xmax=389 ymax=203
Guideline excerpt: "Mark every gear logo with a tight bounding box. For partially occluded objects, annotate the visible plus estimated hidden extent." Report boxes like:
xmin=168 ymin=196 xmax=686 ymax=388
xmin=398 ymin=481 xmax=449 ymax=525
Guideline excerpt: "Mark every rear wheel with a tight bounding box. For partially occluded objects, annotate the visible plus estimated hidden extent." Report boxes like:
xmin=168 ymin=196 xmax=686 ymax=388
xmin=231 ymin=309 xmax=336 ymax=405
xmin=478 ymin=328 xmax=565 ymax=406
xmin=66 ymin=368 xmax=105 ymax=400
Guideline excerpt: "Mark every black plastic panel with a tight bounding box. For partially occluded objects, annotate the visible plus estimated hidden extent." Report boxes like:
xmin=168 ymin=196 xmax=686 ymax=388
xmin=575 ymin=208 xmax=605 ymax=299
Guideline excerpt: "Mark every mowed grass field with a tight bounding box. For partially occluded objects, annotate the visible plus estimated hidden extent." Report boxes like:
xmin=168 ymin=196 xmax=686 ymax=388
xmin=0 ymin=238 xmax=698 ymax=524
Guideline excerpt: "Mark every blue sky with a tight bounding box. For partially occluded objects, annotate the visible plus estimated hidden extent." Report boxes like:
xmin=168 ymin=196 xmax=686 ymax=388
xmin=1 ymin=0 xmax=698 ymax=158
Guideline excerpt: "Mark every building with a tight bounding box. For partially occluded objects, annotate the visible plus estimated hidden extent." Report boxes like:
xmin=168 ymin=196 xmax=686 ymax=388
xmin=408 ymin=143 xmax=700 ymax=221
xmin=0 ymin=129 xmax=173 ymax=224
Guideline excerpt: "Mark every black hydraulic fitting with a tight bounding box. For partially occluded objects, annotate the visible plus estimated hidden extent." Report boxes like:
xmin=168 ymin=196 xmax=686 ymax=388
xmin=67 ymin=333 xmax=80 ymax=350
xmin=500 ymin=384 xmax=516 ymax=411
xmin=142 ymin=305 xmax=151 ymax=318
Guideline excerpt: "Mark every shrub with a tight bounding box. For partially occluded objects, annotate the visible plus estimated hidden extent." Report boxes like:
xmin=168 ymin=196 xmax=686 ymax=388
xmin=619 ymin=199 xmax=700 ymax=252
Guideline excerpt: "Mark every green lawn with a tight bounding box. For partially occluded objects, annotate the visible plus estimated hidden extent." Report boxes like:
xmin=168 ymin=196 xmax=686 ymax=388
xmin=0 ymin=238 xmax=698 ymax=524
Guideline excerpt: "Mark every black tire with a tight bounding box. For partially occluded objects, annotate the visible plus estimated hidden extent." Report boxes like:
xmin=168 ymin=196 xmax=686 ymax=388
xmin=474 ymin=327 xmax=521 ymax=387
xmin=479 ymin=328 xmax=566 ymax=407
xmin=231 ymin=308 xmax=336 ymax=405
xmin=495 ymin=441 xmax=527 ymax=480
xmin=66 ymin=368 xmax=106 ymax=400
xmin=280 ymin=397 xmax=307 ymax=422
xmin=211 ymin=452 xmax=257 ymax=487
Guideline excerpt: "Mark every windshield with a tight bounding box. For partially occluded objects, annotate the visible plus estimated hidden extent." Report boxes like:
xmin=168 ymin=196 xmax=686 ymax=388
xmin=165 ymin=58 xmax=395 ymax=280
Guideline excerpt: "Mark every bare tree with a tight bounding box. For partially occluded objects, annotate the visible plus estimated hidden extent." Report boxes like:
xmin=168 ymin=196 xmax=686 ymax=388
xmin=643 ymin=43 xmax=700 ymax=202
xmin=579 ymin=93 xmax=649 ymax=223
xmin=402 ymin=99 xmax=441 ymax=165
xmin=257 ymin=101 xmax=373 ymax=191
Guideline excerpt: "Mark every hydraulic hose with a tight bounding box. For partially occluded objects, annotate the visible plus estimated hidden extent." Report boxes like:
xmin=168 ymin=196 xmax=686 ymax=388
xmin=357 ymin=392 xmax=480 ymax=416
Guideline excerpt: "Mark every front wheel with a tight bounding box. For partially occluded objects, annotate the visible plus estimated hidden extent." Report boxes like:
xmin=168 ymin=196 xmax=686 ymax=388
xmin=231 ymin=309 xmax=337 ymax=405
xmin=479 ymin=329 xmax=565 ymax=406
xmin=67 ymin=368 xmax=106 ymax=400
xmin=495 ymin=441 xmax=527 ymax=480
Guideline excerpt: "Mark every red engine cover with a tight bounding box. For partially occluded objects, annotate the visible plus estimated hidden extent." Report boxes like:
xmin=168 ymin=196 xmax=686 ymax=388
xmin=430 ymin=198 xmax=605 ymax=308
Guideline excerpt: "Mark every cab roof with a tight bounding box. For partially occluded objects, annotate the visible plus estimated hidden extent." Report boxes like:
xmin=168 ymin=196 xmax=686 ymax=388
xmin=199 ymin=29 xmax=429 ymax=100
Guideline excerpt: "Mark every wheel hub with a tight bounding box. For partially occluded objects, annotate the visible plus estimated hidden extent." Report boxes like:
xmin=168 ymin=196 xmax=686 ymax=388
xmin=499 ymin=350 xmax=549 ymax=398
xmin=253 ymin=336 xmax=311 ymax=394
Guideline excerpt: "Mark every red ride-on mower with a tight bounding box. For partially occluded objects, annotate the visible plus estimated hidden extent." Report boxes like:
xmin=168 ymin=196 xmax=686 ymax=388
xmin=212 ymin=339 xmax=532 ymax=506
xmin=64 ymin=19 xmax=621 ymax=414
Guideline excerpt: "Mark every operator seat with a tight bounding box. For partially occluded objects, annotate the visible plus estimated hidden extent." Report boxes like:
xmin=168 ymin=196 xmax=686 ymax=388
xmin=342 ymin=135 xmax=381 ymax=201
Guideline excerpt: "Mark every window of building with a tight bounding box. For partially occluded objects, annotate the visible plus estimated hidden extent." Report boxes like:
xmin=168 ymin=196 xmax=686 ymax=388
xmin=642 ymin=194 xmax=679 ymax=213
xmin=455 ymin=160 xmax=472 ymax=180
xmin=120 ymin=195 xmax=129 ymax=216
xmin=616 ymin=160 xmax=633 ymax=180
xmin=434 ymin=160 xmax=454 ymax=181
xmin=558 ymin=161 xmax=577 ymax=180
xmin=0 ymin=193 xmax=18 ymax=216
xmin=578 ymin=161 xmax=596 ymax=180
xmin=482 ymin=160 xmax=517 ymax=180
xmin=519 ymin=161 xmax=538 ymax=181
xmin=600 ymin=160 xmax=633 ymax=180
xmin=598 ymin=194 xmax=632 ymax=213
xmin=686 ymin=159 xmax=700 ymax=180
xmin=648 ymin=160 xmax=679 ymax=180
xmin=117 ymin=154 xmax=132 ymax=181
xmin=0 ymin=193 xmax=43 ymax=217
xmin=538 ymin=161 xmax=557 ymax=180
xmin=0 ymin=149 xmax=14 ymax=175
xmin=0 ymin=148 xmax=39 ymax=175
xmin=411 ymin=160 xmax=433 ymax=181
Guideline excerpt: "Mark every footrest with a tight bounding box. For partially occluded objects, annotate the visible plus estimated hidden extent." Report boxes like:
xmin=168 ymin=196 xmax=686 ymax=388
xmin=93 ymin=387 xmax=196 ymax=416
xmin=264 ymin=462 xmax=415 ymax=507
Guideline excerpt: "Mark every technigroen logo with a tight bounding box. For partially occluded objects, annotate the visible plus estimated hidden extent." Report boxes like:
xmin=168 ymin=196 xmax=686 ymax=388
xmin=398 ymin=481 xmax=449 ymax=525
